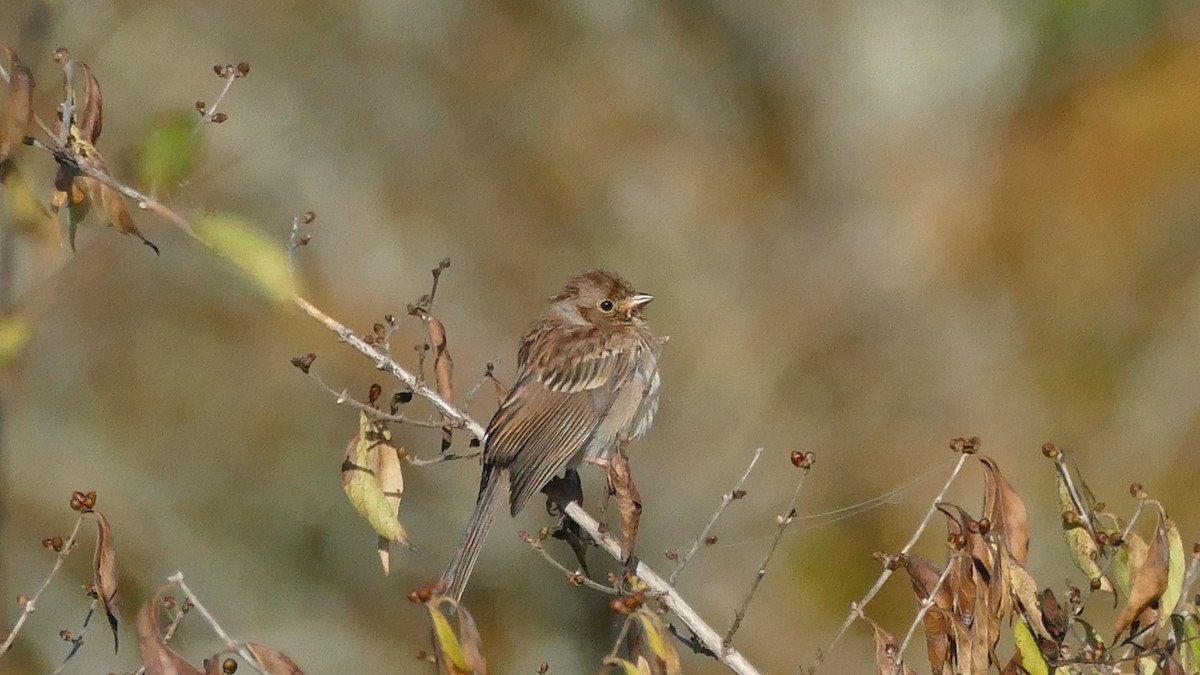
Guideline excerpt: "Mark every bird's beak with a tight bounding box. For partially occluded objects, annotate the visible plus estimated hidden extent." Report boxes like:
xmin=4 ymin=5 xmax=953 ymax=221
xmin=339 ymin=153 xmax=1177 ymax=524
xmin=623 ymin=294 xmax=654 ymax=311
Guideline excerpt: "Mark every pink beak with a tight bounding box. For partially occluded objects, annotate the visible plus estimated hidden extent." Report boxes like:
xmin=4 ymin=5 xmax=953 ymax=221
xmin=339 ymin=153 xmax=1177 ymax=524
xmin=623 ymin=294 xmax=654 ymax=312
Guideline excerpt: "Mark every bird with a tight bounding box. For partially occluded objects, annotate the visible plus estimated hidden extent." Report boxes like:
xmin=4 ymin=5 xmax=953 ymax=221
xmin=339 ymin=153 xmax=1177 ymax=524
xmin=441 ymin=269 xmax=664 ymax=601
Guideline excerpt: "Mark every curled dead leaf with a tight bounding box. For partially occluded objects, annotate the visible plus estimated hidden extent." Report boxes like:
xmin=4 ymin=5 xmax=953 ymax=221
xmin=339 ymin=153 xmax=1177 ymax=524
xmin=136 ymin=583 xmax=202 ymax=675
xmin=247 ymin=642 xmax=305 ymax=675
xmin=427 ymin=316 xmax=454 ymax=452
xmin=903 ymin=555 xmax=954 ymax=674
xmin=980 ymin=456 xmax=1029 ymax=567
xmin=868 ymin=619 xmax=915 ymax=675
xmin=633 ymin=609 xmax=682 ymax=675
xmin=91 ymin=510 xmax=120 ymax=653
xmin=1113 ymin=506 xmax=1172 ymax=637
xmin=610 ymin=447 xmax=642 ymax=563
xmin=80 ymin=174 xmax=159 ymax=254
xmin=76 ymin=61 xmax=103 ymax=143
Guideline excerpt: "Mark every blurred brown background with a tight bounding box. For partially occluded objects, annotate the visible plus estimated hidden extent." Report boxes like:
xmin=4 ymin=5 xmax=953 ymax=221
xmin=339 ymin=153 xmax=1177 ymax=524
xmin=2 ymin=1 xmax=1200 ymax=673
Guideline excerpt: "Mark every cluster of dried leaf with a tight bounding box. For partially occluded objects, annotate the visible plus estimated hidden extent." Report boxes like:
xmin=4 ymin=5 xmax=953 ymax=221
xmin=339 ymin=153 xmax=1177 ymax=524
xmin=866 ymin=441 xmax=1198 ymax=675
xmin=0 ymin=46 xmax=158 ymax=253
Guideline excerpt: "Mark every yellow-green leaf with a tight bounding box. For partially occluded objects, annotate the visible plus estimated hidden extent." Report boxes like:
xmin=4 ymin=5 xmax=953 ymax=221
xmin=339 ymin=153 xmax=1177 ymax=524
xmin=196 ymin=214 xmax=296 ymax=303
xmin=341 ymin=413 xmax=412 ymax=548
xmin=634 ymin=609 xmax=681 ymax=675
xmin=427 ymin=601 xmax=468 ymax=673
xmin=1172 ymin=614 xmax=1200 ymax=671
xmin=1013 ymin=618 xmax=1049 ymax=675
xmin=137 ymin=112 xmax=198 ymax=194
xmin=1057 ymin=469 xmax=1110 ymax=592
xmin=1161 ymin=514 xmax=1185 ymax=617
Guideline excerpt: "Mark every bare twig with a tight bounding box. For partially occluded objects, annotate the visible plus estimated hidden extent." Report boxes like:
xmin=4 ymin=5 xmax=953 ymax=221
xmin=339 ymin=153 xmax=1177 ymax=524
xmin=303 ymin=369 xmax=447 ymax=429
xmin=668 ymin=447 xmax=763 ymax=586
xmin=0 ymin=513 xmax=87 ymax=653
xmin=48 ymin=598 xmax=98 ymax=675
xmin=724 ymin=458 xmax=810 ymax=646
xmin=565 ymin=502 xmax=762 ymax=675
xmin=1054 ymin=451 xmax=1095 ymax=534
xmin=813 ymin=450 xmax=971 ymax=669
xmin=522 ymin=532 xmax=617 ymax=595
xmin=598 ymin=614 xmax=637 ymax=674
xmin=167 ymin=572 xmax=268 ymax=674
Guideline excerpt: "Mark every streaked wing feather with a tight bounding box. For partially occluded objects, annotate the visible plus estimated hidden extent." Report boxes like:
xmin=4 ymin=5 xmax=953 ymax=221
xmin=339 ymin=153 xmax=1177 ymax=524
xmin=506 ymin=386 xmax=609 ymax=514
xmin=483 ymin=346 xmax=632 ymax=514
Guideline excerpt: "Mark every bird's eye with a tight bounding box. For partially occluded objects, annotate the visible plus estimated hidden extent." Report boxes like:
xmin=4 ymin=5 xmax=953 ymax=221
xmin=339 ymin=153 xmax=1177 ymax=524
xmin=599 ymin=299 xmax=615 ymax=312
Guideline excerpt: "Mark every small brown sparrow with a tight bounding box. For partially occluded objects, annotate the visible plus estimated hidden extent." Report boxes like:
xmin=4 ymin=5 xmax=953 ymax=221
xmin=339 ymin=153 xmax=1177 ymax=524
xmin=442 ymin=270 xmax=664 ymax=600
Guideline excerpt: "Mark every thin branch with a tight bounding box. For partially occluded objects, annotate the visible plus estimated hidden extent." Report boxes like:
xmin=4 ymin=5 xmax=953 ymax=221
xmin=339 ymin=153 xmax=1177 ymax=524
xmin=813 ymin=450 xmax=971 ymax=669
xmin=565 ymin=502 xmax=762 ymax=675
xmin=724 ymin=458 xmax=810 ymax=646
xmin=0 ymin=513 xmax=87 ymax=654
xmin=1054 ymin=451 xmax=1095 ymax=534
xmin=167 ymin=572 xmax=268 ymax=675
xmin=669 ymin=447 xmax=763 ymax=586
xmin=303 ymin=369 xmax=447 ymax=429
xmin=48 ymin=598 xmax=98 ymax=675
xmin=195 ymin=73 xmax=237 ymax=131
xmin=598 ymin=614 xmax=637 ymax=675
xmin=523 ymin=534 xmax=617 ymax=595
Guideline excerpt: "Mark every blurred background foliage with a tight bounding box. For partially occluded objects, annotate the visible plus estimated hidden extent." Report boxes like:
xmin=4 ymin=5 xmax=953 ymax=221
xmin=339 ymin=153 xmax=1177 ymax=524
xmin=2 ymin=1 xmax=1200 ymax=672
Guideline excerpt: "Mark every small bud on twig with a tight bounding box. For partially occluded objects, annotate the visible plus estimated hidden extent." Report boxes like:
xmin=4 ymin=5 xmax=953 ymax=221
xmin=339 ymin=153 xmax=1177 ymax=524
xmin=290 ymin=353 xmax=316 ymax=374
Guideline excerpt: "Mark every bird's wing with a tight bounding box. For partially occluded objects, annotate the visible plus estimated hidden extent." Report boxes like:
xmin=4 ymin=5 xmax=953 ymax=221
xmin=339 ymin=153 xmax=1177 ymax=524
xmin=485 ymin=346 xmax=633 ymax=515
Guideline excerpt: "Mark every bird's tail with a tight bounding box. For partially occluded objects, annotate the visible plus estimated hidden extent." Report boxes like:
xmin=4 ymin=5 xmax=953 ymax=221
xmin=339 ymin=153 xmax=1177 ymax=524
xmin=442 ymin=466 xmax=506 ymax=601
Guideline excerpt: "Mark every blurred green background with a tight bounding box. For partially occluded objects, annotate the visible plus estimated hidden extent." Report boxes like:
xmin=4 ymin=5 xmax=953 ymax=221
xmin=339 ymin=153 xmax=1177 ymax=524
xmin=2 ymin=1 xmax=1200 ymax=673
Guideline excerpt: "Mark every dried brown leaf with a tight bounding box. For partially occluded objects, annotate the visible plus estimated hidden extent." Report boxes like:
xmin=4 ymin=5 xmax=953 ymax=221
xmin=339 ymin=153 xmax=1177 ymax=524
xmin=80 ymin=174 xmax=159 ymax=253
xmin=91 ymin=510 xmax=120 ymax=653
xmin=1112 ymin=528 xmax=1148 ymax=599
xmin=1114 ymin=508 xmax=1171 ymax=637
xmin=904 ymin=555 xmax=954 ymax=674
xmin=427 ymin=316 xmax=454 ymax=452
xmin=76 ymin=61 xmax=102 ymax=143
xmin=0 ymin=49 xmax=33 ymax=165
xmin=610 ymin=447 xmax=642 ymax=563
xmin=247 ymin=643 xmax=305 ymax=675
xmin=136 ymin=583 xmax=202 ymax=675
xmin=1039 ymin=588 xmax=1066 ymax=642
xmin=868 ymin=619 xmax=915 ymax=675
xmin=980 ymin=456 xmax=1029 ymax=567
xmin=1005 ymin=555 xmax=1053 ymax=642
